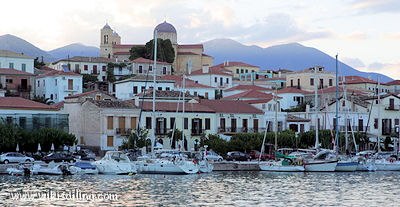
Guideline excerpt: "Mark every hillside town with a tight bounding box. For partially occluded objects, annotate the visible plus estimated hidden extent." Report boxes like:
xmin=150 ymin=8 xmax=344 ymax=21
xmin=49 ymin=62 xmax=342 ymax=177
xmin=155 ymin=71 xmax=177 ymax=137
xmin=1 ymin=21 xmax=400 ymax=156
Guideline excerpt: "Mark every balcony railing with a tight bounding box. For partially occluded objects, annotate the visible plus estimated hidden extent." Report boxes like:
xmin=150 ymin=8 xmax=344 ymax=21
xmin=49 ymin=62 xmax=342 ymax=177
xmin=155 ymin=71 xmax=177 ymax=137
xmin=116 ymin=128 xmax=132 ymax=135
xmin=17 ymin=85 xmax=31 ymax=92
xmin=385 ymin=106 xmax=400 ymax=111
xmin=191 ymin=128 xmax=205 ymax=136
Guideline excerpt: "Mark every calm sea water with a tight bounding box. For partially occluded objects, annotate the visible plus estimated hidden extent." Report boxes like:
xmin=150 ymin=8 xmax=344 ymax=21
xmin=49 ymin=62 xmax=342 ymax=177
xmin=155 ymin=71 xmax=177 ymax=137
xmin=0 ymin=171 xmax=399 ymax=206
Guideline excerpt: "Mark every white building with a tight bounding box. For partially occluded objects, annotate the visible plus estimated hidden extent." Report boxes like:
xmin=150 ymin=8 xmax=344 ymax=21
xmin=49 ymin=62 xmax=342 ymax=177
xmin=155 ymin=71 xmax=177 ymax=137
xmin=35 ymin=70 xmax=82 ymax=103
xmin=0 ymin=50 xmax=34 ymax=74
xmin=132 ymin=57 xmax=172 ymax=76
xmin=223 ymin=84 xmax=272 ymax=98
xmin=163 ymin=75 xmax=216 ymax=99
xmin=277 ymin=87 xmax=309 ymax=110
xmin=51 ymin=56 xmax=114 ymax=81
xmin=188 ymin=65 xmax=233 ymax=89
xmin=114 ymin=76 xmax=175 ymax=100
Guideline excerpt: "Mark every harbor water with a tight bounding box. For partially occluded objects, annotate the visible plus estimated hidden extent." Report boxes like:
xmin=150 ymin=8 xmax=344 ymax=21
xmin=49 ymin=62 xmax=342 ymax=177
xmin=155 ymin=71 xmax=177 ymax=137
xmin=0 ymin=171 xmax=400 ymax=206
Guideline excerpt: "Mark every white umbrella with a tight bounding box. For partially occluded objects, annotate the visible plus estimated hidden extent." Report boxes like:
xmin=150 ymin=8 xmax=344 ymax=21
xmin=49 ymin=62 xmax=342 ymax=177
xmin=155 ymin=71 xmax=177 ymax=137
xmin=37 ymin=143 xmax=42 ymax=152
xmin=51 ymin=143 xmax=55 ymax=151
xmin=16 ymin=144 xmax=19 ymax=152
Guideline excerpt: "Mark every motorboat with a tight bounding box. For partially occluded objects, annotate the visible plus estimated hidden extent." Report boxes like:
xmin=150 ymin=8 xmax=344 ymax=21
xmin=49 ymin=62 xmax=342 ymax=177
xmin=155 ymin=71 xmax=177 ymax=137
xmin=335 ymin=156 xmax=358 ymax=172
xmin=69 ymin=161 xmax=99 ymax=174
xmin=259 ymin=159 xmax=305 ymax=172
xmin=303 ymin=150 xmax=338 ymax=172
xmin=259 ymin=152 xmax=305 ymax=172
xmin=198 ymin=160 xmax=213 ymax=173
xmin=31 ymin=161 xmax=72 ymax=175
xmin=93 ymin=151 xmax=137 ymax=175
xmin=136 ymin=150 xmax=199 ymax=174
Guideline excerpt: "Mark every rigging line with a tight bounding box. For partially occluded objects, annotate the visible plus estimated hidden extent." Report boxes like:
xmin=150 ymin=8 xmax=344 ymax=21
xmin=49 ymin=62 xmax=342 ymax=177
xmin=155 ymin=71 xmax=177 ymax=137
xmin=136 ymin=63 xmax=152 ymax=137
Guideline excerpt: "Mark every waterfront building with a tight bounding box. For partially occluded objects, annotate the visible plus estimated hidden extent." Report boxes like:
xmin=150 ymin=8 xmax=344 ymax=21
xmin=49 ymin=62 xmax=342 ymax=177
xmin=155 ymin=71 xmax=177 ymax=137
xmin=212 ymin=61 xmax=260 ymax=79
xmin=99 ymin=21 xmax=213 ymax=74
xmin=187 ymin=65 xmax=233 ymax=90
xmin=0 ymin=68 xmax=35 ymax=99
xmin=131 ymin=57 xmax=172 ymax=76
xmin=35 ymin=68 xmax=82 ymax=103
xmin=223 ymin=84 xmax=272 ymax=98
xmin=163 ymin=75 xmax=216 ymax=99
xmin=0 ymin=50 xmax=34 ymax=74
xmin=0 ymin=96 xmax=68 ymax=132
xmin=285 ymin=66 xmax=335 ymax=92
xmin=340 ymin=76 xmax=392 ymax=93
xmin=277 ymin=87 xmax=309 ymax=110
xmin=386 ymin=80 xmax=400 ymax=94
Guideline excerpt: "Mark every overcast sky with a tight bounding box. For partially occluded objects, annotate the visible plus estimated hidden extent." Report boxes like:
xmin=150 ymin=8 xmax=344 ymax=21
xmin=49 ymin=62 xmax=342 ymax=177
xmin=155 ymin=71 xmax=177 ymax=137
xmin=1 ymin=0 xmax=399 ymax=79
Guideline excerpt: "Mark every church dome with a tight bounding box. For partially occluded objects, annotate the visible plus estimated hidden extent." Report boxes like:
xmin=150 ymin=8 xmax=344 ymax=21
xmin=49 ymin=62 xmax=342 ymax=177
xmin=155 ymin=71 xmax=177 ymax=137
xmin=155 ymin=21 xmax=176 ymax=33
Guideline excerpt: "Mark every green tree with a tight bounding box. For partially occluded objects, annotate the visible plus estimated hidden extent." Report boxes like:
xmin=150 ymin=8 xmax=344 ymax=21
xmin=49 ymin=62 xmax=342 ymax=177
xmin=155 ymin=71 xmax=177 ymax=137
xmin=129 ymin=38 xmax=175 ymax=63
xmin=106 ymin=63 xmax=116 ymax=83
xmin=121 ymin=128 xmax=150 ymax=150
xmin=34 ymin=57 xmax=45 ymax=68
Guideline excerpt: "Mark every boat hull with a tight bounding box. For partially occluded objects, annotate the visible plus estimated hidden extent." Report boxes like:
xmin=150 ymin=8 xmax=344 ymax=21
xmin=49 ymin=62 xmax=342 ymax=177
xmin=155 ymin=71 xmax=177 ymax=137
xmin=304 ymin=160 xmax=338 ymax=172
xmin=137 ymin=160 xmax=199 ymax=174
xmin=94 ymin=162 xmax=136 ymax=175
xmin=375 ymin=163 xmax=400 ymax=171
xmin=259 ymin=164 xmax=305 ymax=172
xmin=335 ymin=161 xmax=358 ymax=172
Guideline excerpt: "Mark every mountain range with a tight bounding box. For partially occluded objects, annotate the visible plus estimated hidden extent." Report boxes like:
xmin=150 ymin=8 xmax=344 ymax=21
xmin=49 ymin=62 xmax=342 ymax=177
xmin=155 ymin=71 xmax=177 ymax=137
xmin=0 ymin=34 xmax=392 ymax=82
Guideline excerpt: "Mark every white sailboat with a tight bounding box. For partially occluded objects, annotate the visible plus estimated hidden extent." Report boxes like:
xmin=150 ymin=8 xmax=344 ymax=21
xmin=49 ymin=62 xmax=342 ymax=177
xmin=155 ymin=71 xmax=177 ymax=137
xmin=135 ymin=29 xmax=199 ymax=175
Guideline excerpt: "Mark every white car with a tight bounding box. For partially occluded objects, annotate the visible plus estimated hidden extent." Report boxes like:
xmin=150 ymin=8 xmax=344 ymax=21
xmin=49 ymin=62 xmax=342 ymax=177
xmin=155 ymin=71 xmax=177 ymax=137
xmin=0 ymin=152 xmax=34 ymax=164
xmin=204 ymin=151 xmax=223 ymax=162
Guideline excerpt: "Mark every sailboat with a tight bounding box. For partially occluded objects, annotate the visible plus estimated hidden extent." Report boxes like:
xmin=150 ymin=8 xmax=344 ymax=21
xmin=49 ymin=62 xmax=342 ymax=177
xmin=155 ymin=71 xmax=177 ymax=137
xmin=303 ymin=66 xmax=338 ymax=172
xmin=259 ymin=89 xmax=305 ymax=172
xmin=135 ymin=29 xmax=199 ymax=175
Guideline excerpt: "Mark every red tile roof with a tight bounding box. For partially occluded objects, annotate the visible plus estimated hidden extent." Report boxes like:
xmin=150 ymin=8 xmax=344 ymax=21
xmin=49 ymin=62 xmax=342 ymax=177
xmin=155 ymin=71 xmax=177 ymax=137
xmin=178 ymin=44 xmax=203 ymax=49
xmin=341 ymin=76 xmax=378 ymax=85
xmin=177 ymin=52 xmax=199 ymax=55
xmin=36 ymin=69 xmax=81 ymax=78
xmin=224 ymin=84 xmax=271 ymax=92
xmin=214 ymin=61 xmax=259 ymax=68
xmin=0 ymin=68 xmax=34 ymax=76
xmin=132 ymin=57 xmax=170 ymax=65
xmin=0 ymin=97 xmax=58 ymax=110
xmin=202 ymin=53 xmax=212 ymax=57
xmin=140 ymin=101 xmax=214 ymax=113
xmin=162 ymin=75 xmax=213 ymax=88
xmin=278 ymin=87 xmax=310 ymax=94
xmin=386 ymin=80 xmax=400 ymax=85
xmin=199 ymin=99 xmax=263 ymax=114
xmin=241 ymin=99 xmax=274 ymax=104
xmin=53 ymin=56 xmax=114 ymax=64
xmin=223 ymin=89 xmax=274 ymax=100
xmin=190 ymin=67 xmax=233 ymax=76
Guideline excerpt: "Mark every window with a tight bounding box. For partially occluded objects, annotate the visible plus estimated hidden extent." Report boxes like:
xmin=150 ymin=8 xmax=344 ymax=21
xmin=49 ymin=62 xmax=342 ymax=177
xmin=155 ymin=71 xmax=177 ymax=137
xmin=329 ymin=79 xmax=333 ymax=86
xmin=9 ymin=62 xmax=14 ymax=69
xmin=320 ymin=79 xmax=324 ymax=88
xmin=102 ymin=65 xmax=107 ymax=71
xmin=214 ymin=77 xmax=217 ymax=83
xmin=141 ymin=86 xmax=145 ymax=92
xmin=245 ymin=69 xmax=248 ymax=73
xmin=342 ymin=101 xmax=346 ymax=107
xmin=55 ymin=94 xmax=57 ymax=100
xmin=55 ymin=79 xmax=57 ymax=86
xmin=133 ymin=86 xmax=138 ymax=94
xmin=262 ymin=104 xmax=266 ymax=109
xmin=107 ymin=116 xmax=113 ymax=130
xmin=107 ymin=136 xmax=113 ymax=147
xmin=6 ymin=117 xmax=13 ymax=125
xmin=118 ymin=117 xmax=126 ymax=131
xmin=166 ymin=87 xmax=170 ymax=91
xmin=290 ymin=80 xmax=293 ymax=87
xmin=75 ymin=64 xmax=80 ymax=71
xmin=220 ymin=77 xmax=223 ymax=86
xmin=236 ymin=69 xmax=239 ymax=74
xmin=6 ymin=79 xmax=13 ymax=84
xmin=241 ymin=69 xmax=244 ymax=73
xmin=226 ymin=78 xmax=229 ymax=84
xmin=205 ymin=118 xmax=211 ymax=130
xmin=194 ymin=91 xmax=198 ymax=96
xmin=139 ymin=66 xmax=143 ymax=73
xmin=37 ymin=80 xmax=40 ymax=87
xmin=68 ymin=79 xmax=73 ymax=90
xmin=43 ymin=80 xmax=45 ymax=87
xmin=205 ymin=92 xmax=209 ymax=99
xmin=131 ymin=117 xmax=137 ymax=129
xmin=163 ymin=67 xmax=167 ymax=74
xmin=19 ymin=117 xmax=27 ymax=129
xmin=184 ymin=118 xmax=188 ymax=129
xmin=170 ymin=117 xmax=175 ymax=129
xmin=395 ymin=119 xmax=399 ymax=126
xmin=158 ymin=87 xmax=162 ymax=91
xmin=50 ymin=94 xmax=53 ymax=100
xmin=102 ymin=76 xmax=105 ymax=81
xmin=374 ymin=118 xmax=378 ymax=129
xmin=149 ymin=65 xmax=152 ymax=71
xmin=93 ymin=65 xmax=98 ymax=74
xmin=310 ymin=78 xmax=314 ymax=86
xmin=146 ymin=117 xmax=152 ymax=129
xmin=21 ymin=63 xmax=26 ymax=72
xmin=84 ymin=65 xmax=88 ymax=70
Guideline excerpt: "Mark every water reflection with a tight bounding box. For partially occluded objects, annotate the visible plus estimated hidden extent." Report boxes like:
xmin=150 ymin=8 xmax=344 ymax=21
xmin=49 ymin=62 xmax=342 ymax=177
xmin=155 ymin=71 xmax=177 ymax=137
xmin=0 ymin=172 xmax=399 ymax=206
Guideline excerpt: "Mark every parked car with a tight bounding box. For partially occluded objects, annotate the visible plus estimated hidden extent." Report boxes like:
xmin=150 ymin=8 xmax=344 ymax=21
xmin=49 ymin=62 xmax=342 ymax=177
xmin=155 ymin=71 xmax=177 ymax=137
xmin=0 ymin=152 xmax=34 ymax=164
xmin=42 ymin=152 xmax=75 ymax=163
xmin=226 ymin=151 xmax=251 ymax=161
xmin=204 ymin=150 xmax=223 ymax=162
xmin=73 ymin=149 xmax=96 ymax=161
xmin=248 ymin=150 xmax=274 ymax=160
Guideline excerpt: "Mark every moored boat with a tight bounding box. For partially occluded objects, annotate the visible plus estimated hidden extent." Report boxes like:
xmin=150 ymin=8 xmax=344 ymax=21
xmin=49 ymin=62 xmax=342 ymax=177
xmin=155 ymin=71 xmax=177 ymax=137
xmin=93 ymin=151 xmax=137 ymax=175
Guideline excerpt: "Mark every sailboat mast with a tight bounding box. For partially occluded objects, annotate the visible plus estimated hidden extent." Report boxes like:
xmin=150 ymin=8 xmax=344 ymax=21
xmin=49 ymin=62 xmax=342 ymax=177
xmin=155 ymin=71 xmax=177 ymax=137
xmin=274 ymin=86 xmax=278 ymax=151
xmin=377 ymin=76 xmax=381 ymax=152
xmin=151 ymin=29 xmax=158 ymax=153
xmin=181 ymin=75 xmax=186 ymax=151
xmin=335 ymin=54 xmax=339 ymax=153
xmin=314 ymin=66 xmax=319 ymax=149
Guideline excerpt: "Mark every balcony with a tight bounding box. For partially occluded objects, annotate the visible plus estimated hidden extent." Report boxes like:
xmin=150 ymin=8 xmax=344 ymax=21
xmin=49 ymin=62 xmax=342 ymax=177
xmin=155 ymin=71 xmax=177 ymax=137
xmin=191 ymin=128 xmax=205 ymax=136
xmin=64 ymin=85 xmax=80 ymax=92
xmin=385 ymin=106 xmax=400 ymax=111
xmin=17 ymin=85 xmax=31 ymax=92
xmin=218 ymin=127 xmax=261 ymax=133
xmin=116 ymin=128 xmax=132 ymax=136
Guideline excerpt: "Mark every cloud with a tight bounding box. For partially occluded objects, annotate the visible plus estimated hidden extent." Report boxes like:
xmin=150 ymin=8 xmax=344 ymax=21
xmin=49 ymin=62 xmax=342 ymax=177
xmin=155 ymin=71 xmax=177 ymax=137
xmin=342 ymin=57 xmax=366 ymax=68
xmin=368 ymin=62 xmax=386 ymax=70
xmin=350 ymin=0 xmax=400 ymax=14
xmin=343 ymin=32 xmax=368 ymax=40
